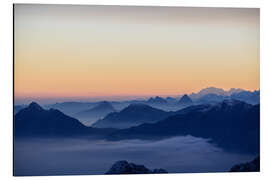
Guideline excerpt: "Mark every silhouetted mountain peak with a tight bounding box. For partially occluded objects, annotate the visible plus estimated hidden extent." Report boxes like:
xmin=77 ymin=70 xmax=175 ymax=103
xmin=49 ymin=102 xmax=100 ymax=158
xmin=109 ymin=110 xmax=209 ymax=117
xmin=93 ymin=101 xmax=115 ymax=111
xmin=123 ymin=103 xmax=162 ymax=113
xmin=147 ymin=96 xmax=167 ymax=104
xmin=28 ymin=102 xmax=43 ymax=111
xmin=99 ymin=101 xmax=110 ymax=105
xmin=178 ymin=94 xmax=192 ymax=105
xmin=15 ymin=103 xmax=97 ymax=137
xmin=92 ymin=103 xmax=169 ymax=129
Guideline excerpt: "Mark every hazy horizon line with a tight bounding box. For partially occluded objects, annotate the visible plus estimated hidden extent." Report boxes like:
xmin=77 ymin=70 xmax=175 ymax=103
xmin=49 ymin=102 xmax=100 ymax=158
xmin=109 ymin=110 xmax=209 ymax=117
xmin=14 ymin=87 xmax=260 ymax=105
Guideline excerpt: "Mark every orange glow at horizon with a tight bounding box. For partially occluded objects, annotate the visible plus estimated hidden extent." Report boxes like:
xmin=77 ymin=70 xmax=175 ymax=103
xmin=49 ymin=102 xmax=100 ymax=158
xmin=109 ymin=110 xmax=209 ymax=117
xmin=14 ymin=5 xmax=260 ymax=100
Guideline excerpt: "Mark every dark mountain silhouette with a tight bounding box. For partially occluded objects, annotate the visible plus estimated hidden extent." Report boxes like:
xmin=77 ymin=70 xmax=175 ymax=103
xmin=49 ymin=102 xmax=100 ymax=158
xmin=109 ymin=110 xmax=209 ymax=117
xmin=14 ymin=102 xmax=116 ymax=138
xmin=92 ymin=103 xmax=172 ymax=129
xmin=178 ymin=94 xmax=193 ymax=105
xmin=147 ymin=96 xmax=167 ymax=104
xmin=107 ymin=100 xmax=259 ymax=153
xmin=230 ymin=156 xmax=259 ymax=172
xmin=106 ymin=160 xmax=168 ymax=174
xmin=73 ymin=101 xmax=116 ymax=126
xmin=14 ymin=105 xmax=26 ymax=114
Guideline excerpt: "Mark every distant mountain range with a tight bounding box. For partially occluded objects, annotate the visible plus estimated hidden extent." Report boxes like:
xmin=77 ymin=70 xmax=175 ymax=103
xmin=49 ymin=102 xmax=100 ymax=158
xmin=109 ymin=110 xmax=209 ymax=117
xmin=14 ymin=102 xmax=115 ymax=138
xmin=72 ymin=101 xmax=116 ymax=126
xmin=107 ymin=100 xmax=260 ymax=154
xmin=189 ymin=87 xmax=245 ymax=99
xmin=147 ymin=96 xmax=167 ymax=105
xmin=92 ymin=104 xmax=172 ymax=129
xmin=15 ymin=99 xmax=259 ymax=154
xmin=14 ymin=87 xmax=258 ymax=117
xmin=189 ymin=87 xmax=259 ymax=105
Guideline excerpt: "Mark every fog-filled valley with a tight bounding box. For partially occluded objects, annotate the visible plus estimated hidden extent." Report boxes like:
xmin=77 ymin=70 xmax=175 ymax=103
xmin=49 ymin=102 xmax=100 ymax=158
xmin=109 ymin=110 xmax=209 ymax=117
xmin=14 ymin=136 xmax=255 ymax=176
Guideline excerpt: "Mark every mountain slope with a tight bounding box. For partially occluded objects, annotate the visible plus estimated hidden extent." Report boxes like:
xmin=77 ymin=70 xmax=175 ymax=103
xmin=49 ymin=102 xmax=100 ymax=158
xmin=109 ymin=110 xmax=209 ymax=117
xmin=14 ymin=102 xmax=116 ymax=138
xmin=73 ymin=101 xmax=116 ymax=126
xmin=178 ymin=94 xmax=193 ymax=105
xmin=92 ymin=103 xmax=172 ymax=129
xmin=14 ymin=105 xmax=26 ymax=114
xmin=107 ymin=100 xmax=259 ymax=153
xmin=230 ymin=156 xmax=260 ymax=172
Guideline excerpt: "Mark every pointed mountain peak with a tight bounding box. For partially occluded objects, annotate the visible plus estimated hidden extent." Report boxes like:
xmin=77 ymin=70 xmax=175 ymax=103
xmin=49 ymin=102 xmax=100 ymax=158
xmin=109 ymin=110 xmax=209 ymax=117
xmin=123 ymin=103 xmax=152 ymax=112
xmin=99 ymin=101 xmax=109 ymax=104
xmin=28 ymin=102 xmax=43 ymax=110
xmin=179 ymin=94 xmax=193 ymax=104
xmin=93 ymin=101 xmax=115 ymax=111
xmin=147 ymin=96 xmax=167 ymax=104
xmin=181 ymin=94 xmax=189 ymax=98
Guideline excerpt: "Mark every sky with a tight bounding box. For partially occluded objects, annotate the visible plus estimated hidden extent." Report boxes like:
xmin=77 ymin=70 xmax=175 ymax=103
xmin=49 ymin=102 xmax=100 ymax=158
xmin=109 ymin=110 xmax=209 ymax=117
xmin=14 ymin=4 xmax=260 ymax=104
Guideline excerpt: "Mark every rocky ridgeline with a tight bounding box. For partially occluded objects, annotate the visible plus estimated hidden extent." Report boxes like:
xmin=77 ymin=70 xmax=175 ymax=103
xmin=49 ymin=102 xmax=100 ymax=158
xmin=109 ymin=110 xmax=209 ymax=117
xmin=230 ymin=156 xmax=260 ymax=172
xmin=106 ymin=160 xmax=168 ymax=174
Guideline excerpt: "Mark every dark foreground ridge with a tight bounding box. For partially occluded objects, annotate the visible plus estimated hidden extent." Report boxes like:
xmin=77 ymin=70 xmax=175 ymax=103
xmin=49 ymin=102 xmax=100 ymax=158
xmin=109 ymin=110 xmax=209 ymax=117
xmin=14 ymin=102 xmax=116 ymax=138
xmin=230 ymin=156 xmax=260 ymax=172
xmin=106 ymin=160 xmax=168 ymax=174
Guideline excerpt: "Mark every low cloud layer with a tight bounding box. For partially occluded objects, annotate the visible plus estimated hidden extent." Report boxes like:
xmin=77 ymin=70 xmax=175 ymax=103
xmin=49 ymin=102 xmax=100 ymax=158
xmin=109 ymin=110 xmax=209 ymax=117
xmin=14 ymin=136 xmax=255 ymax=176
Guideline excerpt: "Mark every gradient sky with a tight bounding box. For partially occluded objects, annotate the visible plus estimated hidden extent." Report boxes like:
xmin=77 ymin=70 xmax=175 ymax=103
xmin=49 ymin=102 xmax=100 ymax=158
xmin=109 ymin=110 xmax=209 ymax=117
xmin=14 ymin=4 xmax=260 ymax=103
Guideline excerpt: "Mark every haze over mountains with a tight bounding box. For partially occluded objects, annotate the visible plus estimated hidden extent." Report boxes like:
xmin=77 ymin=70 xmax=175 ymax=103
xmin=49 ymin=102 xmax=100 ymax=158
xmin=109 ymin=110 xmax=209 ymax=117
xmin=14 ymin=98 xmax=260 ymax=154
xmin=107 ymin=100 xmax=259 ymax=154
xmin=189 ymin=87 xmax=245 ymax=99
xmin=189 ymin=87 xmax=259 ymax=105
xmin=14 ymin=87 xmax=260 ymax=127
xmin=92 ymin=104 xmax=172 ymax=129
xmin=73 ymin=101 xmax=116 ymax=126
xmin=14 ymin=87 xmax=260 ymax=175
